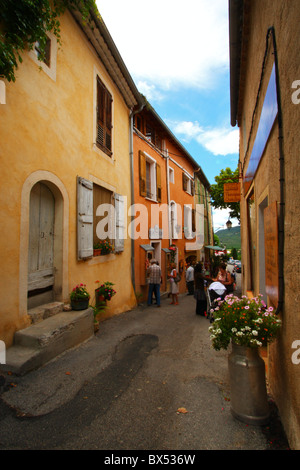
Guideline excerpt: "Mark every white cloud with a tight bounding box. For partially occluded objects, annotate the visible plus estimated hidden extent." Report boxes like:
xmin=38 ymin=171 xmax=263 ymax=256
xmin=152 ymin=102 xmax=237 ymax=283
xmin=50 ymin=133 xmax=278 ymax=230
xmin=137 ymin=81 xmax=164 ymax=102
xmin=167 ymin=120 xmax=239 ymax=156
xmin=213 ymin=208 xmax=239 ymax=232
xmin=96 ymin=0 xmax=229 ymax=90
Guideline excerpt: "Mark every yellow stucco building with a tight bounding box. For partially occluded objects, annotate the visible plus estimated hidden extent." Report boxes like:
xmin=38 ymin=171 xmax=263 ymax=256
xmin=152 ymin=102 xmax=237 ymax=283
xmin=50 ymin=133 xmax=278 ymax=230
xmin=0 ymin=8 xmax=143 ymax=348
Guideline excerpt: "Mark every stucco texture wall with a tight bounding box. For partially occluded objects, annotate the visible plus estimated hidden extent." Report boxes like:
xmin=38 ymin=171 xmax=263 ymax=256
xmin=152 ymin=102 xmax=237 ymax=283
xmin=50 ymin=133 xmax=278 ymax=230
xmin=237 ymin=0 xmax=300 ymax=449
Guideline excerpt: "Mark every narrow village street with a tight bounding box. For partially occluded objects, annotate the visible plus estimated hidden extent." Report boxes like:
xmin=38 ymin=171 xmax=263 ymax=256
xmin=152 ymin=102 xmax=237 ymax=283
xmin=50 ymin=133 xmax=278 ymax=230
xmin=0 ymin=276 xmax=289 ymax=452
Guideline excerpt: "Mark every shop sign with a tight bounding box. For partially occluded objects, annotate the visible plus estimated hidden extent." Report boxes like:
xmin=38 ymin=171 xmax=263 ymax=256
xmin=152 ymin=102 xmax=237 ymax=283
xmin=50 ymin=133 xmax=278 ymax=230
xmin=224 ymin=183 xmax=240 ymax=202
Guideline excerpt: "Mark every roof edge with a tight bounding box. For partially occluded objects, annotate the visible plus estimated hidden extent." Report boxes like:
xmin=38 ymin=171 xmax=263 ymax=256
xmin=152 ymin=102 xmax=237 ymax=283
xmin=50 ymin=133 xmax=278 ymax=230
xmin=70 ymin=7 xmax=144 ymax=110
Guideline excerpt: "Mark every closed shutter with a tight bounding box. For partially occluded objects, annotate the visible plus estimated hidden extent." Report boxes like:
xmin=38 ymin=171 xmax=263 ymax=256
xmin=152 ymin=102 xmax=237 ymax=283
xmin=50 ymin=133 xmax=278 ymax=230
xmin=139 ymin=151 xmax=147 ymax=197
xmin=191 ymin=181 xmax=195 ymax=196
xmin=77 ymin=177 xmax=93 ymax=259
xmin=114 ymin=193 xmax=125 ymax=253
xmin=182 ymin=173 xmax=188 ymax=191
xmin=156 ymin=163 xmax=161 ymax=202
xmin=96 ymin=77 xmax=112 ymax=156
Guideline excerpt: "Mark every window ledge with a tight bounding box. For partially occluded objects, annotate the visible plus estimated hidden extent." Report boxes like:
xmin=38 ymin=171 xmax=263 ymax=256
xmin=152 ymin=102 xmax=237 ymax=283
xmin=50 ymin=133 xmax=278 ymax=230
xmin=92 ymin=144 xmax=115 ymax=164
xmin=145 ymin=197 xmax=158 ymax=203
xmin=88 ymin=253 xmax=116 ymax=265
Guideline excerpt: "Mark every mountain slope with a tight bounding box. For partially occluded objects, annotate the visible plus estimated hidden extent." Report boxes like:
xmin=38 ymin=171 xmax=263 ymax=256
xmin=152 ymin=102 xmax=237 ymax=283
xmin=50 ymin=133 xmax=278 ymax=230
xmin=215 ymin=225 xmax=241 ymax=249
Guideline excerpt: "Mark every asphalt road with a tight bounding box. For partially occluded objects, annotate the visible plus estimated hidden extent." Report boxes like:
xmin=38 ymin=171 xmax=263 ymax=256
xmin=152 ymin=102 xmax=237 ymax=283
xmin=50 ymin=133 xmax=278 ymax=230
xmin=0 ymin=289 xmax=284 ymax=452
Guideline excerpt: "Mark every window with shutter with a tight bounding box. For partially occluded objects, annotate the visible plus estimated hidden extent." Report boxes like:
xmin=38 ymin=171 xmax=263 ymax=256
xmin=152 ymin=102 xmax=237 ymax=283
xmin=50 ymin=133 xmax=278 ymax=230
xmin=77 ymin=177 xmax=93 ymax=260
xmin=93 ymin=184 xmax=113 ymax=248
xmin=182 ymin=173 xmax=194 ymax=195
xmin=96 ymin=77 xmax=113 ymax=156
xmin=139 ymin=151 xmax=160 ymax=201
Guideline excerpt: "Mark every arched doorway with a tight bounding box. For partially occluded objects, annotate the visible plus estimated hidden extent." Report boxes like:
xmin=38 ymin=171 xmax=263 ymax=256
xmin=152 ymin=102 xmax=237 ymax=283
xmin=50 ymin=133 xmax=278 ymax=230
xmin=28 ymin=182 xmax=55 ymax=308
xmin=19 ymin=171 xmax=68 ymax=316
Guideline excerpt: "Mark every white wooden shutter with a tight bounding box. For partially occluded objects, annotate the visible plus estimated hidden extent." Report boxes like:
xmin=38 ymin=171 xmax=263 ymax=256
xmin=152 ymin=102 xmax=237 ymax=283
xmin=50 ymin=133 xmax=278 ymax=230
xmin=114 ymin=193 xmax=125 ymax=253
xmin=77 ymin=176 xmax=93 ymax=259
xmin=184 ymin=204 xmax=193 ymax=239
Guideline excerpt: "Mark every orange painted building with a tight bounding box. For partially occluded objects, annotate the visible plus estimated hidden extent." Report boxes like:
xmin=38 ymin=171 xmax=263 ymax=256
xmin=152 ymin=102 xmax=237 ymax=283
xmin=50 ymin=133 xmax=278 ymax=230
xmin=132 ymin=105 xmax=202 ymax=300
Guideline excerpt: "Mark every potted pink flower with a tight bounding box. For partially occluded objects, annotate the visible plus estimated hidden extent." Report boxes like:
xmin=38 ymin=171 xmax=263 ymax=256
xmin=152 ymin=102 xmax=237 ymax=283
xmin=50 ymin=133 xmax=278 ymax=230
xmin=70 ymin=283 xmax=90 ymax=310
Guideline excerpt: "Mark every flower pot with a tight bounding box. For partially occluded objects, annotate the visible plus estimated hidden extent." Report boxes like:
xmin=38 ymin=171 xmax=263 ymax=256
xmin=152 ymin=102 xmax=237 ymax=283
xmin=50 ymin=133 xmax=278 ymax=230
xmin=93 ymin=249 xmax=101 ymax=256
xmin=71 ymin=298 xmax=89 ymax=311
xmin=228 ymin=342 xmax=270 ymax=425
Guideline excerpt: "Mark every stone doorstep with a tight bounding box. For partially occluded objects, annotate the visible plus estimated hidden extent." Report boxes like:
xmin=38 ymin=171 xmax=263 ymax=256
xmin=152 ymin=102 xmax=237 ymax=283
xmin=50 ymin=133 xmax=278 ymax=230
xmin=3 ymin=308 xmax=94 ymax=376
xmin=28 ymin=301 xmax=65 ymax=324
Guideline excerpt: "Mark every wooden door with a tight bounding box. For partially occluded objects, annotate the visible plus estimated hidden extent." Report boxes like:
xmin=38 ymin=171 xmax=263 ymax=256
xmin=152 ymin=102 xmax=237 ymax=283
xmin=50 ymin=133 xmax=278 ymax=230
xmin=28 ymin=183 xmax=55 ymax=294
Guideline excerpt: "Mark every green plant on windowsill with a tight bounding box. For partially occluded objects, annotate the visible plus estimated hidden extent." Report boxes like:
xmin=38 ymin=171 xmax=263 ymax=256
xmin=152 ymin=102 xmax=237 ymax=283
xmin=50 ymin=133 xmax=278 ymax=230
xmin=93 ymin=240 xmax=114 ymax=255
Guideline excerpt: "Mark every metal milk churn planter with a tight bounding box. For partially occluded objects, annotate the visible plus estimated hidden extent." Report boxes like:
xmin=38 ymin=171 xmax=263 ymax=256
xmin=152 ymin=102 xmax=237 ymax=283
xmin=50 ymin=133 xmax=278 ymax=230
xmin=228 ymin=342 xmax=270 ymax=425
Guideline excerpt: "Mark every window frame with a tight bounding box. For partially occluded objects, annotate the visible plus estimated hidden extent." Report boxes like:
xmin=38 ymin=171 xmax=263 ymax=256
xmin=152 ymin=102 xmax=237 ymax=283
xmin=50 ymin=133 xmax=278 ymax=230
xmin=182 ymin=172 xmax=195 ymax=195
xmin=29 ymin=32 xmax=57 ymax=81
xmin=77 ymin=177 xmax=124 ymax=260
xmin=139 ymin=151 xmax=161 ymax=202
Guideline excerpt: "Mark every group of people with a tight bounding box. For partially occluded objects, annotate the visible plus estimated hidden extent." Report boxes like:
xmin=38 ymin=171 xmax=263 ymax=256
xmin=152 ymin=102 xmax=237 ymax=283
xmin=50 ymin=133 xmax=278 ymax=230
xmin=146 ymin=260 xmax=179 ymax=307
xmin=146 ymin=258 xmax=235 ymax=315
xmin=193 ymin=262 xmax=235 ymax=316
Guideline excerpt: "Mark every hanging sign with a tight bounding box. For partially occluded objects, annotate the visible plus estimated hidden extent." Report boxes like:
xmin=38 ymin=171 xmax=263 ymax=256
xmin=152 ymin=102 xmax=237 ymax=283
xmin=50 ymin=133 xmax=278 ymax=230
xmin=224 ymin=183 xmax=240 ymax=202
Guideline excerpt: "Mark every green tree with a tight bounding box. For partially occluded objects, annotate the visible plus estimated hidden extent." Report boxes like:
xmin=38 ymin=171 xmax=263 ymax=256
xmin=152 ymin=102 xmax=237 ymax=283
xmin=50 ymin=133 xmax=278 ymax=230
xmin=210 ymin=167 xmax=240 ymax=221
xmin=214 ymin=233 xmax=220 ymax=246
xmin=0 ymin=0 xmax=98 ymax=82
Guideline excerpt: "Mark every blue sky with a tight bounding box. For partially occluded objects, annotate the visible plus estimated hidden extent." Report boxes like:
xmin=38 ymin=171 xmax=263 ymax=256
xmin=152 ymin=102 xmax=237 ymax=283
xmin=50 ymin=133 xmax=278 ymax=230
xmin=96 ymin=0 xmax=239 ymax=230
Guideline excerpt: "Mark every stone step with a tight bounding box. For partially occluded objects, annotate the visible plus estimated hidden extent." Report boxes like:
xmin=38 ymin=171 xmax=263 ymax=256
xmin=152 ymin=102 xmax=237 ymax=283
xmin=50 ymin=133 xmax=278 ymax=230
xmin=3 ymin=308 xmax=94 ymax=376
xmin=28 ymin=301 xmax=65 ymax=324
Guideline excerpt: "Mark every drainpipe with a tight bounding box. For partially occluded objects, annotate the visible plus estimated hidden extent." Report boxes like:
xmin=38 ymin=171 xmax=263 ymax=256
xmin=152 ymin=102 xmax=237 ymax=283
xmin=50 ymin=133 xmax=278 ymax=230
xmin=129 ymin=103 xmax=145 ymax=292
xmin=165 ymin=149 xmax=172 ymax=245
xmin=268 ymin=26 xmax=285 ymax=315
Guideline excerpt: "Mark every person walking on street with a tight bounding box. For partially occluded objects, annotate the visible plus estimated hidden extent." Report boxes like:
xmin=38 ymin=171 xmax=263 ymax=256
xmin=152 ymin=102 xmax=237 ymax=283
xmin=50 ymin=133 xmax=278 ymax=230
xmin=217 ymin=263 xmax=234 ymax=294
xmin=147 ymin=259 xmax=161 ymax=307
xmin=168 ymin=263 xmax=179 ymax=305
xmin=186 ymin=263 xmax=194 ymax=295
xmin=194 ymin=262 xmax=207 ymax=316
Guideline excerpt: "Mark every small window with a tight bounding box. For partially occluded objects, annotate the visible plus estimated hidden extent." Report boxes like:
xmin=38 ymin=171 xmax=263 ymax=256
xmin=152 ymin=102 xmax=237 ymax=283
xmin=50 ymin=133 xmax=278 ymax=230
xmin=182 ymin=173 xmax=194 ymax=195
xmin=29 ymin=32 xmax=57 ymax=81
xmin=169 ymin=167 xmax=175 ymax=184
xmin=93 ymin=184 xmax=114 ymax=252
xmin=139 ymin=151 xmax=161 ymax=202
xmin=96 ymin=77 xmax=113 ymax=156
xmin=34 ymin=37 xmax=51 ymax=67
